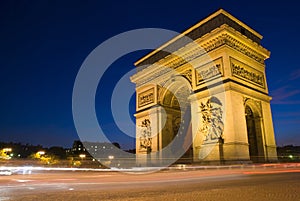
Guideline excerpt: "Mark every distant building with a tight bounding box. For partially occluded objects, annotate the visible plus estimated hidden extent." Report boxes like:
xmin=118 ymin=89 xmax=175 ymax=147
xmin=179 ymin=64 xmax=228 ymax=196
xmin=83 ymin=141 xmax=121 ymax=159
xmin=69 ymin=140 xmax=86 ymax=154
xmin=277 ymin=145 xmax=300 ymax=162
xmin=66 ymin=140 xmax=125 ymax=166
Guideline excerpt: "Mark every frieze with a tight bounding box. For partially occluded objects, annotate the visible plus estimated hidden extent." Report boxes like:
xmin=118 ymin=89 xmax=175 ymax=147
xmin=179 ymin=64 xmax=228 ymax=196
xmin=196 ymin=58 xmax=223 ymax=85
xmin=138 ymin=88 xmax=155 ymax=108
xmin=230 ymin=58 xmax=265 ymax=88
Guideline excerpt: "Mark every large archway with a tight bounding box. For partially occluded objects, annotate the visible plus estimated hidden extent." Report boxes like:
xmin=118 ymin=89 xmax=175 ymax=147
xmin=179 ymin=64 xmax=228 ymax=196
xmin=160 ymin=76 xmax=193 ymax=163
xmin=245 ymin=105 xmax=265 ymax=163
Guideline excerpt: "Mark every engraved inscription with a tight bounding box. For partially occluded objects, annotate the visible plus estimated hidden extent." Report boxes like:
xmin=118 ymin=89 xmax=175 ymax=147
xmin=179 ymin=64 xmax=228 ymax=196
xmin=138 ymin=88 xmax=154 ymax=108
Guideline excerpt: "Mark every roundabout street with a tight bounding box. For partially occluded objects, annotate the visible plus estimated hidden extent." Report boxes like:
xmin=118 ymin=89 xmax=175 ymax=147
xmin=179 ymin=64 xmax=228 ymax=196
xmin=0 ymin=165 xmax=299 ymax=201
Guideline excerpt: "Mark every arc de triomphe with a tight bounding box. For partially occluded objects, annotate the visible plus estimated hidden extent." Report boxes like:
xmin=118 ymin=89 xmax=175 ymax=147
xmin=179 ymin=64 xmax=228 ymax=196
xmin=131 ymin=9 xmax=277 ymax=165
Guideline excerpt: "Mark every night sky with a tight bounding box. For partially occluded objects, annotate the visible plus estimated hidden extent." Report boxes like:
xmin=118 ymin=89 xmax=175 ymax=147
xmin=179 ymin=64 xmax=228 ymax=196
xmin=1 ymin=1 xmax=300 ymax=149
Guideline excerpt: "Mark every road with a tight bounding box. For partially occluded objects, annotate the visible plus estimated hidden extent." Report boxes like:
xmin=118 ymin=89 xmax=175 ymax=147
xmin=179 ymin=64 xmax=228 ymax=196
xmin=0 ymin=165 xmax=299 ymax=201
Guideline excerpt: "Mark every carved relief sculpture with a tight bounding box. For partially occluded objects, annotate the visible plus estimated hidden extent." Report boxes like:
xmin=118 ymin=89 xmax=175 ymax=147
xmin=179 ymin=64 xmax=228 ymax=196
xmin=200 ymin=97 xmax=224 ymax=142
xmin=172 ymin=116 xmax=181 ymax=137
xmin=196 ymin=58 xmax=223 ymax=86
xmin=181 ymin=69 xmax=193 ymax=85
xmin=138 ymin=88 xmax=154 ymax=108
xmin=231 ymin=58 xmax=265 ymax=88
xmin=139 ymin=119 xmax=152 ymax=150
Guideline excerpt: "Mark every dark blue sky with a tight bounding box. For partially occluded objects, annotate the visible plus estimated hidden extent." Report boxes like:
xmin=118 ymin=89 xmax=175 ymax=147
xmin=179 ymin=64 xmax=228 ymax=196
xmin=0 ymin=1 xmax=300 ymax=148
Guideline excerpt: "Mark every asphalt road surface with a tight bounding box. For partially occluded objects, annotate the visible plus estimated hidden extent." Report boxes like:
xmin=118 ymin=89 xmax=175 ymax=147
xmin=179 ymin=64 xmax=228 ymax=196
xmin=0 ymin=166 xmax=299 ymax=201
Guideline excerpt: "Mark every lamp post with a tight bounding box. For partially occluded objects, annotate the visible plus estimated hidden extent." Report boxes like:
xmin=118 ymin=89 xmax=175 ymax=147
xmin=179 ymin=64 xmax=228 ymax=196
xmin=79 ymin=154 xmax=86 ymax=160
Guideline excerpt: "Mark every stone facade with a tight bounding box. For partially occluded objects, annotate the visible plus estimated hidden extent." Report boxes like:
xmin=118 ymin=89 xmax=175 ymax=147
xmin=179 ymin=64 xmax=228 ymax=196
xmin=131 ymin=9 xmax=277 ymax=165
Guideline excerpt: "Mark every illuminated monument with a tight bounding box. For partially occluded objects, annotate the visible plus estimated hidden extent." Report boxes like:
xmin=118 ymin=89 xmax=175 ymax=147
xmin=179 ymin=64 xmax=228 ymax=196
xmin=131 ymin=9 xmax=277 ymax=165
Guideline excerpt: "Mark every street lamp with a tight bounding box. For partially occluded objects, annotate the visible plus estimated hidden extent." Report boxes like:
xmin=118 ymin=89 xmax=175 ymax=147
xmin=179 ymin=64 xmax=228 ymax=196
xmin=35 ymin=151 xmax=45 ymax=159
xmin=3 ymin=148 xmax=12 ymax=152
xmin=37 ymin=151 xmax=45 ymax=155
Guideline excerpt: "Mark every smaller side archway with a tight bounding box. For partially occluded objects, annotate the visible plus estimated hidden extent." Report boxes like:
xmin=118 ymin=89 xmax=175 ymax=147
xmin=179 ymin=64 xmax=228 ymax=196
xmin=244 ymin=100 xmax=265 ymax=163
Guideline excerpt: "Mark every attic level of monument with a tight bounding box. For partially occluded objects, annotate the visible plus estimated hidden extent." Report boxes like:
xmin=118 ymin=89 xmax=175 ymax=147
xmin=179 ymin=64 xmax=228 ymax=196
xmin=135 ymin=9 xmax=267 ymax=68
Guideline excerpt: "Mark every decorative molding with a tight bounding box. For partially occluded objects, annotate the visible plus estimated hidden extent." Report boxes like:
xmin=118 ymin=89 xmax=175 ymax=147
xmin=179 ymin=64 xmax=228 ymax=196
xmin=181 ymin=69 xmax=193 ymax=85
xmin=196 ymin=57 xmax=223 ymax=86
xmin=243 ymin=97 xmax=249 ymax=105
xmin=230 ymin=57 xmax=265 ymax=88
xmin=138 ymin=88 xmax=155 ymax=108
xmin=255 ymin=100 xmax=262 ymax=113
xmin=134 ymin=32 xmax=265 ymax=87
xmin=244 ymin=97 xmax=263 ymax=117
xmin=163 ymin=90 xmax=173 ymax=106
xmin=136 ymin=67 xmax=171 ymax=87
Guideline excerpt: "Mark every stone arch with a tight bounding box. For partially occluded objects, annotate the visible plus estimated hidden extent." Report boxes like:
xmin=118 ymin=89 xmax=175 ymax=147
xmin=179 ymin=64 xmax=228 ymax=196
xmin=159 ymin=75 xmax=192 ymax=105
xmin=244 ymin=99 xmax=265 ymax=163
xmin=159 ymin=75 xmax=193 ymax=163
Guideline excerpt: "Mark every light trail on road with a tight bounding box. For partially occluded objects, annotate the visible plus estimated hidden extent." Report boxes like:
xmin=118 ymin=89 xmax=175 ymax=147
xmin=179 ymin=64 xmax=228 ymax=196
xmin=0 ymin=165 xmax=299 ymax=201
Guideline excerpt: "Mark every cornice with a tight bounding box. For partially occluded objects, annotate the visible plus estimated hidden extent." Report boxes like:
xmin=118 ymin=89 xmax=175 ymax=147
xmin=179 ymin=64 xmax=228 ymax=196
xmin=131 ymin=26 xmax=269 ymax=86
